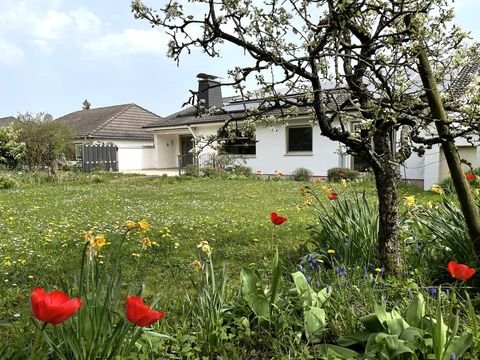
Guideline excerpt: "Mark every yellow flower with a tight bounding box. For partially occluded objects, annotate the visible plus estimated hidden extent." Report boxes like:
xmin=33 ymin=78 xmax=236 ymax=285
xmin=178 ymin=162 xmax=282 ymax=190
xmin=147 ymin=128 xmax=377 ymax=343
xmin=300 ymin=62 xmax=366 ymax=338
xmin=431 ymin=184 xmax=444 ymax=195
xmin=374 ymin=268 xmax=382 ymax=273
xmin=197 ymin=240 xmax=212 ymax=256
xmin=91 ymin=234 xmax=106 ymax=250
xmin=174 ymin=242 xmax=180 ymax=249
xmin=125 ymin=220 xmax=137 ymax=231
xmin=340 ymin=179 xmax=347 ymax=187
xmin=138 ymin=219 xmax=150 ymax=231
xmin=327 ymin=249 xmax=335 ymax=254
xmin=81 ymin=230 xmax=93 ymax=242
xmin=473 ymin=188 xmax=480 ymax=196
xmin=131 ymin=252 xmax=141 ymax=257
xmin=404 ymin=196 xmax=415 ymax=207
xmin=191 ymin=259 xmax=203 ymax=272
xmin=142 ymin=237 xmax=152 ymax=248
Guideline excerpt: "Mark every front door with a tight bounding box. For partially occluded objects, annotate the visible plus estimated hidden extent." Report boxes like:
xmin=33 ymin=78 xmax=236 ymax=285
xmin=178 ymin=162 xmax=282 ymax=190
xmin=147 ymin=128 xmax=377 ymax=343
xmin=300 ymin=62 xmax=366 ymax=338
xmin=180 ymin=135 xmax=194 ymax=166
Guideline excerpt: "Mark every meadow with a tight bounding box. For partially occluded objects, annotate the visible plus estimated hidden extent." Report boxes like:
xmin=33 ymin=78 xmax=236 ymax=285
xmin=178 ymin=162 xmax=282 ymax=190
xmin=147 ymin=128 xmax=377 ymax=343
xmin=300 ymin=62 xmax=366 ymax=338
xmin=0 ymin=172 xmax=478 ymax=359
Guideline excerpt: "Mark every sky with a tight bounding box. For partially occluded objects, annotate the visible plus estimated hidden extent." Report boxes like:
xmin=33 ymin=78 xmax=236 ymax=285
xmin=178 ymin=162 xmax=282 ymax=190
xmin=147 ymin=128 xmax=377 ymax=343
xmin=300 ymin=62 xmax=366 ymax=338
xmin=0 ymin=0 xmax=479 ymax=119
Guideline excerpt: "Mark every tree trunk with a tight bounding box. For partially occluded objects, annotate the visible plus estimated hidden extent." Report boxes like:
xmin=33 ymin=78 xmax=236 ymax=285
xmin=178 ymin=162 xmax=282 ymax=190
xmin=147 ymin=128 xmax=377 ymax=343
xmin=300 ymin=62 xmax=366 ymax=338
xmin=415 ymin=43 xmax=480 ymax=257
xmin=370 ymin=132 xmax=402 ymax=276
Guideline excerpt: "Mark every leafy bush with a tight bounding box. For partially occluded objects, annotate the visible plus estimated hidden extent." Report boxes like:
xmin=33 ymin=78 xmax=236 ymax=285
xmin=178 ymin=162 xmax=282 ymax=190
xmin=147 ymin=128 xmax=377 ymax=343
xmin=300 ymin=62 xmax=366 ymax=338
xmin=230 ymin=165 xmax=252 ymax=177
xmin=327 ymin=167 xmax=360 ymax=182
xmin=291 ymin=167 xmax=313 ymax=181
xmin=0 ymin=126 xmax=25 ymax=169
xmin=307 ymin=188 xmax=379 ymax=267
xmin=182 ymin=164 xmax=199 ymax=176
xmin=0 ymin=173 xmax=18 ymax=189
xmin=200 ymin=165 xmax=220 ymax=177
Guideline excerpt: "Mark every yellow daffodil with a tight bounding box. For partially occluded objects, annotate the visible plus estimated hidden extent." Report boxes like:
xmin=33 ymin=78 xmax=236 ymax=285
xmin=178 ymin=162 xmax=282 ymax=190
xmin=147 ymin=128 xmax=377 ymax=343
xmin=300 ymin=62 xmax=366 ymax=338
xmin=340 ymin=179 xmax=347 ymax=187
xmin=404 ymin=196 xmax=415 ymax=207
xmin=197 ymin=240 xmax=212 ymax=256
xmin=191 ymin=259 xmax=203 ymax=272
xmin=142 ymin=237 xmax=152 ymax=248
xmin=91 ymin=234 xmax=106 ymax=250
xmin=138 ymin=219 xmax=150 ymax=231
xmin=431 ymin=184 xmax=444 ymax=195
xmin=125 ymin=220 xmax=136 ymax=231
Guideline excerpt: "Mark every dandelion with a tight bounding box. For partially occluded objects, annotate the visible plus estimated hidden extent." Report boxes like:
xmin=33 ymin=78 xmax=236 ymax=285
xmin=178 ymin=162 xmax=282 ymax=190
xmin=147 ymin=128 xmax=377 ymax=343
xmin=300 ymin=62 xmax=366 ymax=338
xmin=327 ymin=249 xmax=335 ymax=254
xmin=131 ymin=253 xmax=141 ymax=257
xmin=374 ymin=268 xmax=382 ymax=273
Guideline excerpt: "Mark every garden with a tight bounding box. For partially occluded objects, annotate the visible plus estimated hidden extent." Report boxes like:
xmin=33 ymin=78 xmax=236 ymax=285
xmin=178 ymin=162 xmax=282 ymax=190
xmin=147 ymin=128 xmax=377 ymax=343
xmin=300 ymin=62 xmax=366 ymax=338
xmin=0 ymin=169 xmax=479 ymax=359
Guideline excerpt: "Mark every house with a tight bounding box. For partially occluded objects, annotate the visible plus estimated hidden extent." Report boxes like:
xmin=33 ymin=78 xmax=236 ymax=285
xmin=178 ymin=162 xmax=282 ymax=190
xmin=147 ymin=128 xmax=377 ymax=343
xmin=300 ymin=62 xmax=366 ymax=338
xmin=55 ymin=103 xmax=160 ymax=171
xmin=144 ymin=73 xmax=479 ymax=190
xmin=0 ymin=116 xmax=17 ymax=127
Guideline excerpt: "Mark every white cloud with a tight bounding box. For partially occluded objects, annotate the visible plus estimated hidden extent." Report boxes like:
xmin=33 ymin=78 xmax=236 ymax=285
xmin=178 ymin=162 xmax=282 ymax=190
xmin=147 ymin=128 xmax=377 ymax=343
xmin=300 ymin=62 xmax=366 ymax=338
xmin=35 ymin=10 xmax=72 ymax=40
xmin=0 ymin=3 xmax=103 ymax=52
xmin=84 ymin=28 xmax=168 ymax=57
xmin=0 ymin=38 xmax=24 ymax=65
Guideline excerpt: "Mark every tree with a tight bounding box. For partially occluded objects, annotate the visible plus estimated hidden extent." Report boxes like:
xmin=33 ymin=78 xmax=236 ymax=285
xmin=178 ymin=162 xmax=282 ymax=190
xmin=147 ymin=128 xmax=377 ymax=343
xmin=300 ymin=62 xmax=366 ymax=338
xmin=132 ymin=0 xmax=480 ymax=274
xmin=15 ymin=112 xmax=74 ymax=175
xmin=0 ymin=125 xmax=25 ymax=169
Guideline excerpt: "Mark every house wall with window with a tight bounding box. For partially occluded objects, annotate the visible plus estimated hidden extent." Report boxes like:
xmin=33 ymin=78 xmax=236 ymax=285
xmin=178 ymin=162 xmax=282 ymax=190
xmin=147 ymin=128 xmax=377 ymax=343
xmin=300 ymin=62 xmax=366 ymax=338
xmin=243 ymin=118 xmax=339 ymax=176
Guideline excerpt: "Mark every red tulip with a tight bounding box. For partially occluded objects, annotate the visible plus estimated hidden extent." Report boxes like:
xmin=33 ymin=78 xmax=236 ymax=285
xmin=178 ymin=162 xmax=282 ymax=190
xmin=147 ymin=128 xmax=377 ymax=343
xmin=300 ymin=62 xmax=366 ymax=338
xmin=126 ymin=296 xmax=165 ymax=327
xmin=328 ymin=192 xmax=338 ymax=200
xmin=270 ymin=212 xmax=288 ymax=225
xmin=31 ymin=288 xmax=83 ymax=325
xmin=466 ymin=173 xmax=476 ymax=181
xmin=448 ymin=261 xmax=476 ymax=281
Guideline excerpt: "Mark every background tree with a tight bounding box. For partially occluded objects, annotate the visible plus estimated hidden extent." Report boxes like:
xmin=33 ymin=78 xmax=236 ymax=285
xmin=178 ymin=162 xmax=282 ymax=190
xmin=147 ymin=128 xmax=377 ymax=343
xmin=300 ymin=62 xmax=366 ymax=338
xmin=0 ymin=125 xmax=25 ymax=169
xmin=132 ymin=0 xmax=480 ymax=274
xmin=15 ymin=112 xmax=74 ymax=175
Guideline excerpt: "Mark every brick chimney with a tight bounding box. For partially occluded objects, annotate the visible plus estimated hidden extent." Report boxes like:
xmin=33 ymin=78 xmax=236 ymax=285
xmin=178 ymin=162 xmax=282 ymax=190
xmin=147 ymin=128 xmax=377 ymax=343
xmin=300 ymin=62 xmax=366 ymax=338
xmin=197 ymin=73 xmax=223 ymax=109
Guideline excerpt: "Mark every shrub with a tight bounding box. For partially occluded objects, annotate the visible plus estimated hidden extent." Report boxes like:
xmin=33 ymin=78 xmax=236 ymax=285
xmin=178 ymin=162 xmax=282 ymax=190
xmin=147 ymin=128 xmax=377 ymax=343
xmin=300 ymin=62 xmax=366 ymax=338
xmin=291 ymin=167 xmax=312 ymax=181
xmin=182 ymin=164 xmax=199 ymax=176
xmin=231 ymin=165 xmax=252 ymax=177
xmin=327 ymin=167 xmax=360 ymax=182
xmin=0 ymin=173 xmax=18 ymax=189
xmin=200 ymin=165 xmax=220 ymax=178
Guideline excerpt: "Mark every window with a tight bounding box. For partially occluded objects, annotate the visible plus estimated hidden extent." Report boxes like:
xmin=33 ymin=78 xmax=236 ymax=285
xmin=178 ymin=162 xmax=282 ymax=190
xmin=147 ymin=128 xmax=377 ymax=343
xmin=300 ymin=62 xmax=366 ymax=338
xmin=218 ymin=129 xmax=256 ymax=155
xmin=287 ymin=126 xmax=312 ymax=152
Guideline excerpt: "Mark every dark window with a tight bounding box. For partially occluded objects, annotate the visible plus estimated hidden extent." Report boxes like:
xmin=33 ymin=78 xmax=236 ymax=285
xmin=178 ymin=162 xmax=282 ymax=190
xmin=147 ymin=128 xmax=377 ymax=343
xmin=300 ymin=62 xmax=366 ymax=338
xmin=288 ymin=126 xmax=312 ymax=152
xmin=218 ymin=129 xmax=256 ymax=155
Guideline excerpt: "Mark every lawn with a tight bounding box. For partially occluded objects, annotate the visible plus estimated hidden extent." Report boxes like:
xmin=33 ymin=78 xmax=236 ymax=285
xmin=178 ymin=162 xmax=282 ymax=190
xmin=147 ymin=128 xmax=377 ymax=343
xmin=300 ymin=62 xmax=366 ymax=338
xmin=2 ymin=173 xmax=476 ymax=359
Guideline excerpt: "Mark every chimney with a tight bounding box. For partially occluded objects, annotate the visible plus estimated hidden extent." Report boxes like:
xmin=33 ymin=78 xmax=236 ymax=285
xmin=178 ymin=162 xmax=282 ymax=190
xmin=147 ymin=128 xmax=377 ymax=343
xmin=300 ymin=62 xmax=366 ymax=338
xmin=197 ymin=73 xmax=223 ymax=109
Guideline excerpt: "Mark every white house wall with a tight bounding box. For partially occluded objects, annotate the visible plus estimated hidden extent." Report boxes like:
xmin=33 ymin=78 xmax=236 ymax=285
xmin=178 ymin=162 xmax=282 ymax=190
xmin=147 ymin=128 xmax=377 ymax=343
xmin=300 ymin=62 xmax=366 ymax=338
xmin=88 ymin=139 xmax=155 ymax=171
xmin=243 ymin=119 xmax=340 ymax=176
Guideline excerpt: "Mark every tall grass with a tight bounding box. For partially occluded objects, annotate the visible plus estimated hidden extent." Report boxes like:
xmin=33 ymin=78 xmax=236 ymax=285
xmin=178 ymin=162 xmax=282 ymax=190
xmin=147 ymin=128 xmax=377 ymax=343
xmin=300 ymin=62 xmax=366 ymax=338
xmin=306 ymin=188 xmax=379 ymax=267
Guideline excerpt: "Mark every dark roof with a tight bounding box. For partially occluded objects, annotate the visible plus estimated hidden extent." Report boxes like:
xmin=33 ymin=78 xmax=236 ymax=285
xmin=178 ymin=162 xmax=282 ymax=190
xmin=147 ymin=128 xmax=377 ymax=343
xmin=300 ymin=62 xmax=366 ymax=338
xmin=0 ymin=116 xmax=17 ymax=127
xmin=55 ymin=104 xmax=161 ymax=140
xmin=145 ymin=90 xmax=350 ymax=129
xmin=449 ymin=64 xmax=480 ymax=98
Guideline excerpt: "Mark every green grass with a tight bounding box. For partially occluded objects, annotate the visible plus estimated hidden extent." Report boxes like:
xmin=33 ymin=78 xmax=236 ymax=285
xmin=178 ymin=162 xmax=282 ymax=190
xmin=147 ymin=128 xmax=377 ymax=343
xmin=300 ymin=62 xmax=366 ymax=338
xmin=0 ymin=173 xmax=450 ymax=354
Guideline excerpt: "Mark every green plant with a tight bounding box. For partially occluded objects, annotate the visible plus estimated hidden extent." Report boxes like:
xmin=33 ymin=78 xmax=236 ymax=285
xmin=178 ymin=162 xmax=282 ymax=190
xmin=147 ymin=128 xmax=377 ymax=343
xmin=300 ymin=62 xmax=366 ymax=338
xmin=182 ymin=164 xmax=199 ymax=176
xmin=307 ymin=188 xmax=379 ymax=267
xmin=0 ymin=173 xmax=18 ymax=189
xmin=240 ymin=248 xmax=282 ymax=323
xmin=291 ymin=271 xmax=329 ymax=343
xmin=0 ymin=125 xmax=25 ymax=169
xmin=412 ymin=198 xmax=476 ymax=269
xmin=327 ymin=167 xmax=360 ymax=182
xmin=186 ymin=240 xmax=232 ymax=355
xmin=318 ymin=291 xmax=474 ymax=360
xmin=291 ymin=167 xmax=313 ymax=182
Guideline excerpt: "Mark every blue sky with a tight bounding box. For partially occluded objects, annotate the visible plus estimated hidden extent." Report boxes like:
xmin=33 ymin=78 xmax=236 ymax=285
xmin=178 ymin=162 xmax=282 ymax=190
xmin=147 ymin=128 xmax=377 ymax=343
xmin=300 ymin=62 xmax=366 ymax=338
xmin=0 ymin=0 xmax=478 ymax=119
